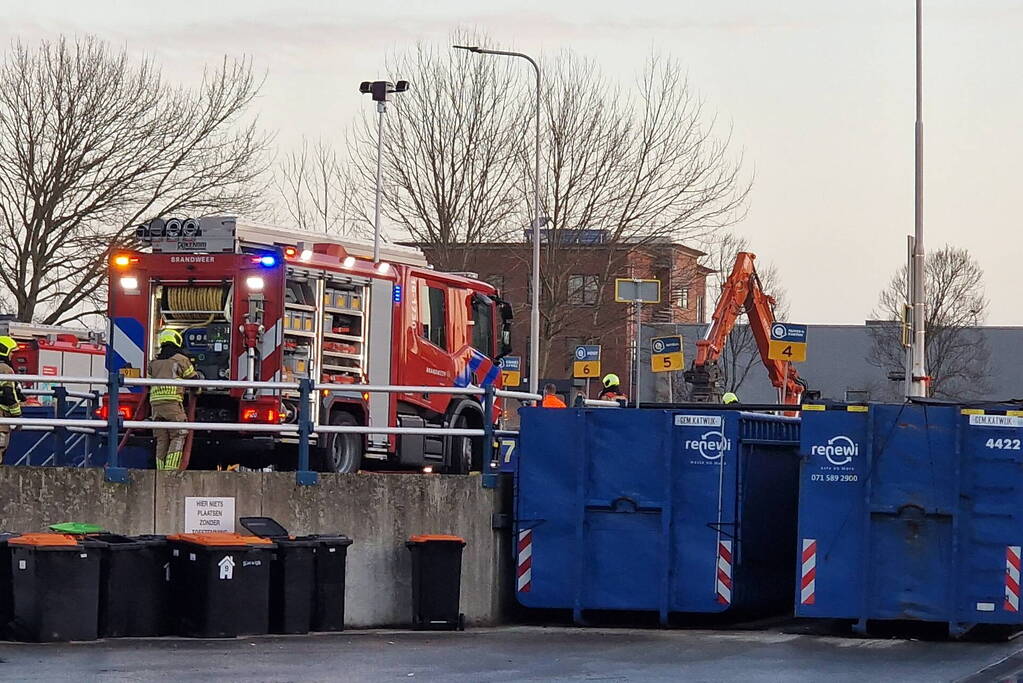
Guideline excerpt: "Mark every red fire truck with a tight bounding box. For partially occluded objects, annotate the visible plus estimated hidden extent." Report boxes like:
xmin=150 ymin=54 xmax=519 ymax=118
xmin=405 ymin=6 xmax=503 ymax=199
xmin=0 ymin=320 xmax=105 ymax=404
xmin=105 ymin=217 xmax=512 ymax=473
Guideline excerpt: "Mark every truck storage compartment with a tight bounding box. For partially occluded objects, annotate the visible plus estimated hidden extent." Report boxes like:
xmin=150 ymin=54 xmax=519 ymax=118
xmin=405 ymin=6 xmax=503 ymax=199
xmin=515 ymin=407 xmax=800 ymax=624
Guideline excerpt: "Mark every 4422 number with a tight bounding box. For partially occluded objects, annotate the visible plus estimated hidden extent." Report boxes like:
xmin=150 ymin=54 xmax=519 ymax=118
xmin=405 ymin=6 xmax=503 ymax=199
xmin=985 ymin=438 xmax=1021 ymax=450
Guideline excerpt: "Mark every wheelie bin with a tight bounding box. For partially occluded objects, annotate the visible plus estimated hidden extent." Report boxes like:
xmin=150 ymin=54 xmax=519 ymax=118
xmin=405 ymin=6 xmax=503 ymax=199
xmin=239 ymin=517 xmax=354 ymax=633
xmin=406 ymin=534 xmax=466 ymax=630
xmin=311 ymin=534 xmax=354 ymax=632
xmin=94 ymin=534 xmax=172 ymax=637
xmin=239 ymin=517 xmax=317 ymax=634
xmin=166 ymin=532 xmax=274 ymax=638
xmin=0 ymin=532 xmax=20 ymax=637
xmin=9 ymin=533 xmax=102 ymax=642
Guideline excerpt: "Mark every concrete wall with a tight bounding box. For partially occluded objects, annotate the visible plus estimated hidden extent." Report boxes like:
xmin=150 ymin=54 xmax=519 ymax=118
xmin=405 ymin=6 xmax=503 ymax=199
xmin=0 ymin=468 xmax=509 ymax=628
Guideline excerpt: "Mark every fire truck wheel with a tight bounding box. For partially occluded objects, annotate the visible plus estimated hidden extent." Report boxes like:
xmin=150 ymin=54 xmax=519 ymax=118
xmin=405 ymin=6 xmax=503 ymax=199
xmin=449 ymin=414 xmax=482 ymax=475
xmin=317 ymin=411 xmax=363 ymax=473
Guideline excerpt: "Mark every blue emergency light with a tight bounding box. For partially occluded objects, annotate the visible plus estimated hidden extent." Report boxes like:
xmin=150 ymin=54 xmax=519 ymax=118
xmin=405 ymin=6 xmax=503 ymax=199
xmin=393 ymin=284 xmax=402 ymax=303
xmin=259 ymin=255 xmax=277 ymax=267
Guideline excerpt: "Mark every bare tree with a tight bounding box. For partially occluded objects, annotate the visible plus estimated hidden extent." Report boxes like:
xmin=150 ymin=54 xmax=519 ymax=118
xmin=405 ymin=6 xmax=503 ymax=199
xmin=352 ymin=30 xmax=528 ymax=271
xmin=706 ymin=233 xmax=789 ymax=395
xmin=274 ymin=137 xmax=365 ymax=237
xmin=0 ymin=37 xmax=269 ymax=324
xmin=527 ymin=53 xmax=750 ymax=376
xmin=868 ymin=244 xmax=990 ymax=400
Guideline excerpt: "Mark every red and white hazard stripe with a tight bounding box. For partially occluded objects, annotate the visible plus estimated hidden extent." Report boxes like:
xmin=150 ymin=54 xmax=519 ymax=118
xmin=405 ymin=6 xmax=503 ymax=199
xmin=800 ymin=538 xmax=817 ymax=605
xmin=1005 ymin=545 xmax=1021 ymax=612
xmin=716 ymin=540 xmax=733 ymax=604
xmin=517 ymin=529 xmax=533 ymax=593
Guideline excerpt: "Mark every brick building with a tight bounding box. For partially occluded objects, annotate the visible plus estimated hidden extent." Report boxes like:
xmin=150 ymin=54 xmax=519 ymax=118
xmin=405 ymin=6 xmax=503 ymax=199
xmin=416 ymin=232 xmax=712 ymax=397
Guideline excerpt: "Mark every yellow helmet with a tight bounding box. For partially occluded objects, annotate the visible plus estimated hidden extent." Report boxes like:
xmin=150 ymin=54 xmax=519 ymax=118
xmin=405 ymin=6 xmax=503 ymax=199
xmin=157 ymin=328 xmax=183 ymax=348
xmin=602 ymin=373 xmax=620 ymax=388
xmin=0 ymin=335 xmax=16 ymax=358
xmin=722 ymin=392 xmax=739 ymax=404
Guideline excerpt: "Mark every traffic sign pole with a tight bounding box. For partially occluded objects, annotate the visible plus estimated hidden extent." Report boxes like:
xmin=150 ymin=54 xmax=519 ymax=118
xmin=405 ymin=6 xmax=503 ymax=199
xmin=634 ymin=300 xmax=642 ymax=408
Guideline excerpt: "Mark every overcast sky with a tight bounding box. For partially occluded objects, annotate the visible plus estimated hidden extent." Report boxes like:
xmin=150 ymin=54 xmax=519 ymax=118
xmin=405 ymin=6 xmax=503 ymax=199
xmin=5 ymin=1 xmax=1021 ymax=325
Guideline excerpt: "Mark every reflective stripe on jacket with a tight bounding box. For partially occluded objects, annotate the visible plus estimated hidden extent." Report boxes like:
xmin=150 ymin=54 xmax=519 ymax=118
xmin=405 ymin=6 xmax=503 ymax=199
xmin=148 ymin=353 xmax=197 ymax=403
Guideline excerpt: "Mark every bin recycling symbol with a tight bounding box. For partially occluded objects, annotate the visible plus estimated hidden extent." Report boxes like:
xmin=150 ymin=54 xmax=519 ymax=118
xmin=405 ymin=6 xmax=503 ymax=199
xmin=218 ymin=555 xmax=235 ymax=580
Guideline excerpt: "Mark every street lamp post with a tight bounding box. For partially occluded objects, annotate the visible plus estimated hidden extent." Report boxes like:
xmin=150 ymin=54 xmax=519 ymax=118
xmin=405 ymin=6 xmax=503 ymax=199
xmin=454 ymin=45 xmax=543 ymax=396
xmin=359 ymin=80 xmax=409 ymax=264
xmin=908 ymin=0 xmax=928 ymax=397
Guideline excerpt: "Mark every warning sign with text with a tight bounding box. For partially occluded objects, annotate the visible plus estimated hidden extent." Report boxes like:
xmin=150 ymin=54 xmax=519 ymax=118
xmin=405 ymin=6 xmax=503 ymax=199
xmin=184 ymin=497 xmax=236 ymax=534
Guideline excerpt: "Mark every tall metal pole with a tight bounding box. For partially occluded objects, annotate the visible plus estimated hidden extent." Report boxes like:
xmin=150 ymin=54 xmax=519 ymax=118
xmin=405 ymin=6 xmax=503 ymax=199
xmin=373 ymin=101 xmax=386 ymax=264
xmin=904 ymin=235 xmax=914 ymax=396
xmin=453 ymin=45 xmax=542 ymax=395
xmin=909 ymin=0 xmax=927 ymax=397
xmin=529 ymin=61 xmax=541 ymax=396
xmin=633 ymin=301 xmax=642 ymax=408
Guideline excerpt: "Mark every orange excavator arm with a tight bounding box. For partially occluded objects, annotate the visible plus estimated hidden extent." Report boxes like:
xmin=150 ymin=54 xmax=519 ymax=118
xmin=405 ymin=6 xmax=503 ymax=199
xmin=684 ymin=252 xmax=807 ymax=404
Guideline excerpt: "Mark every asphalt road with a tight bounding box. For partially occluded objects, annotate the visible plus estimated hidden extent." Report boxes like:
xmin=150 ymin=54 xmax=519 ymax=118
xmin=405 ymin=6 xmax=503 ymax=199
xmin=0 ymin=625 xmax=1021 ymax=682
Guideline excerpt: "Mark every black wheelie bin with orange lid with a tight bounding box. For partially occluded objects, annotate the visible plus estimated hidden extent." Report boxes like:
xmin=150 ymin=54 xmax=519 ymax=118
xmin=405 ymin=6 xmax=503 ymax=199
xmin=9 ymin=533 xmax=102 ymax=641
xmin=166 ymin=532 xmax=274 ymax=638
xmin=406 ymin=534 xmax=466 ymax=630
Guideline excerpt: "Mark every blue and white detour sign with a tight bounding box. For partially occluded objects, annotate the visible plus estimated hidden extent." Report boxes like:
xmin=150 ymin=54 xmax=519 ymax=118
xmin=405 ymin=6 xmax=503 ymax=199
xmin=768 ymin=322 xmax=808 ymax=363
xmin=651 ymin=335 xmax=684 ymax=372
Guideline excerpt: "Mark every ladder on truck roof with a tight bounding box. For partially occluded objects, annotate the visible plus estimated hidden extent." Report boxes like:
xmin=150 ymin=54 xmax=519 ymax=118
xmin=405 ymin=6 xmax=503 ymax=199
xmin=0 ymin=320 xmax=102 ymax=342
xmin=232 ymin=218 xmax=430 ymax=268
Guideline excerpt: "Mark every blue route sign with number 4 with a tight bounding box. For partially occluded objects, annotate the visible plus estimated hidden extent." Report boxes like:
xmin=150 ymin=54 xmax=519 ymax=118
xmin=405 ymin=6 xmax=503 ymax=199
xmin=768 ymin=323 xmax=808 ymax=362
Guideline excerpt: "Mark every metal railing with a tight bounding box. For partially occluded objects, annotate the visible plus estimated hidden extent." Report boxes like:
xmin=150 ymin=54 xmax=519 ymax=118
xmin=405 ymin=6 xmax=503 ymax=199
xmin=0 ymin=372 xmax=621 ymax=485
xmin=4 ymin=386 xmax=100 ymax=467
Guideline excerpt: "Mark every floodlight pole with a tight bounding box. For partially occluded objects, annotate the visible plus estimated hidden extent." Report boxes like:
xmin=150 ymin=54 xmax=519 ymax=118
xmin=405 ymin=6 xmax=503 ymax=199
xmin=373 ymin=101 xmax=386 ymax=264
xmin=454 ymin=45 xmax=542 ymax=395
xmin=360 ymin=80 xmax=408 ymax=264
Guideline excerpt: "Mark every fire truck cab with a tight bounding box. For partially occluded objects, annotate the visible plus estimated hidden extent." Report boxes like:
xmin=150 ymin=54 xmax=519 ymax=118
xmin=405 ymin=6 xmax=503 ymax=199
xmin=106 ymin=216 xmax=512 ymax=473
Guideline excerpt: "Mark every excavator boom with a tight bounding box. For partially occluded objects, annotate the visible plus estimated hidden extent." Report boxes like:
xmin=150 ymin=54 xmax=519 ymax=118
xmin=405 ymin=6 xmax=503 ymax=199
xmin=683 ymin=252 xmax=807 ymax=404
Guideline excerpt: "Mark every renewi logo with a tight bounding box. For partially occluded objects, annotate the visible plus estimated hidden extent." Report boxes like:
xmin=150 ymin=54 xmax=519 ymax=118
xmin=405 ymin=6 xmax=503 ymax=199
xmin=810 ymin=435 xmax=859 ymax=466
xmin=684 ymin=430 xmax=730 ymax=461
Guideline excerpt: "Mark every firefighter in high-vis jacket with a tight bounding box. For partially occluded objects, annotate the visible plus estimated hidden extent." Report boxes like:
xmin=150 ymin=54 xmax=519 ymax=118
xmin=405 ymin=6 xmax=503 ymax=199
xmin=148 ymin=328 xmax=197 ymax=470
xmin=0 ymin=336 xmax=25 ymax=463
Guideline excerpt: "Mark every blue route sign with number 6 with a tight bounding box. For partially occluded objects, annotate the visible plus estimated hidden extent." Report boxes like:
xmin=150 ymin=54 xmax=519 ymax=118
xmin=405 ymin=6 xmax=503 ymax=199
xmin=573 ymin=345 xmax=601 ymax=378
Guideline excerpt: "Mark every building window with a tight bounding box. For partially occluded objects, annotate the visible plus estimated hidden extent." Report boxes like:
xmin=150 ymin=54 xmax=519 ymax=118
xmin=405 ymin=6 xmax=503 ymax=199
xmin=567 ymin=275 xmax=599 ymax=306
xmin=676 ymin=287 xmax=690 ymax=309
xmin=484 ymin=274 xmax=505 ymax=295
xmin=697 ymin=295 xmax=706 ymax=324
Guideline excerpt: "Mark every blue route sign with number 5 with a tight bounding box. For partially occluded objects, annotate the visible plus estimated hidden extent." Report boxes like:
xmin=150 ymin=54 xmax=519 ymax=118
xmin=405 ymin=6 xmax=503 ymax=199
xmin=768 ymin=323 xmax=808 ymax=362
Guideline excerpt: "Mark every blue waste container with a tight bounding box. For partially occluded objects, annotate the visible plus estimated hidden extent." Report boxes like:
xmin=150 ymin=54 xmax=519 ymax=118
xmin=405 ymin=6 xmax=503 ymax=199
xmin=515 ymin=407 xmax=800 ymax=625
xmin=796 ymin=402 xmax=1023 ymax=637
